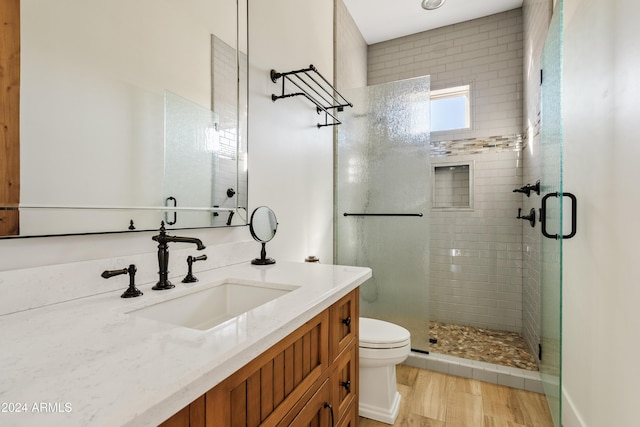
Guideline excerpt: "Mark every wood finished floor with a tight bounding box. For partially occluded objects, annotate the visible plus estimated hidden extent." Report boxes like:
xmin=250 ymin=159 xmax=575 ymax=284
xmin=359 ymin=365 xmax=554 ymax=427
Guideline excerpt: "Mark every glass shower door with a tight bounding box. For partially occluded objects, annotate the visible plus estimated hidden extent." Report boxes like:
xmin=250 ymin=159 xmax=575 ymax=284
xmin=336 ymin=77 xmax=431 ymax=352
xmin=540 ymin=0 xmax=563 ymax=425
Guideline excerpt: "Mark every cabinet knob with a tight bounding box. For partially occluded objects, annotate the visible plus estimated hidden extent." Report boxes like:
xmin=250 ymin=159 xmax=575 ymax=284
xmin=341 ymin=379 xmax=351 ymax=392
xmin=341 ymin=316 xmax=351 ymax=333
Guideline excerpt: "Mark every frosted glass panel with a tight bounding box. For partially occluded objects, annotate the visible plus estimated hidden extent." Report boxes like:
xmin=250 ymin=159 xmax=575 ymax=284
xmin=336 ymin=77 xmax=431 ymax=352
xmin=540 ymin=1 xmax=563 ymax=425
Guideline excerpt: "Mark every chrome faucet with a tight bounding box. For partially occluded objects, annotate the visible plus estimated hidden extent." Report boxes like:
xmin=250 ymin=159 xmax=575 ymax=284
xmin=152 ymin=221 xmax=206 ymax=290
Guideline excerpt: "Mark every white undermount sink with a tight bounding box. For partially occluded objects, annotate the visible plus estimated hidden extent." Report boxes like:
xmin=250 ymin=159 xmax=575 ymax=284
xmin=128 ymin=280 xmax=298 ymax=330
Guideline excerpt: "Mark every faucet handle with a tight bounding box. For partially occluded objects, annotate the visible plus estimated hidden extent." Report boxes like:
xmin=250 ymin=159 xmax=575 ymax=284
xmin=101 ymin=264 xmax=143 ymax=298
xmin=182 ymin=254 xmax=208 ymax=283
xmin=101 ymin=267 xmax=128 ymax=279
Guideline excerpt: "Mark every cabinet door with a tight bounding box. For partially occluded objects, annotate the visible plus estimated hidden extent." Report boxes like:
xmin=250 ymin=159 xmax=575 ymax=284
xmin=335 ymin=401 xmax=357 ymax=427
xmin=330 ymin=289 xmax=359 ymax=361
xmin=277 ymin=378 xmax=333 ymax=427
xmin=331 ymin=344 xmax=357 ymax=423
xmin=206 ymin=311 xmax=329 ymax=427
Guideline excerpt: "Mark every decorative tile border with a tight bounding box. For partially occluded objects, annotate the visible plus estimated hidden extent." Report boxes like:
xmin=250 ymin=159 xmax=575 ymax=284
xmin=431 ymin=134 xmax=524 ymax=157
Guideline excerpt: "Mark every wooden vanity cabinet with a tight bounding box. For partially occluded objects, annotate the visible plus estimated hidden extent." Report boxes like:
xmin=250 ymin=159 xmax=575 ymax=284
xmin=159 ymin=288 xmax=359 ymax=427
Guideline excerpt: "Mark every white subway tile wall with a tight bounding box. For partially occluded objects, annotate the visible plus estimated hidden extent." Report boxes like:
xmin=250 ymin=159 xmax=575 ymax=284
xmin=338 ymin=3 xmax=540 ymax=350
xmin=335 ymin=0 xmax=368 ymax=90
xmin=366 ymin=9 xmax=527 ymax=335
xmin=367 ymin=9 xmax=524 ymax=142
xmin=212 ymin=36 xmax=248 ymax=226
xmin=430 ymin=151 xmax=523 ymax=332
xmin=521 ymin=0 xmax=553 ymax=360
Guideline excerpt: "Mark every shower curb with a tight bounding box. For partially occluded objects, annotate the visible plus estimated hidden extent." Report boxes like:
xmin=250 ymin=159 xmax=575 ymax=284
xmin=405 ymin=351 xmax=545 ymax=393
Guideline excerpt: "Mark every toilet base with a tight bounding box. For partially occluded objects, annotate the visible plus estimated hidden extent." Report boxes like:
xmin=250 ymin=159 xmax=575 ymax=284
xmin=359 ymin=364 xmax=402 ymax=424
xmin=359 ymin=392 xmax=401 ymax=425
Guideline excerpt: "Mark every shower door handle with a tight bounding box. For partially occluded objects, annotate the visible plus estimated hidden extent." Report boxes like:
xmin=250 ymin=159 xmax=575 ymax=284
xmin=540 ymin=192 xmax=577 ymax=239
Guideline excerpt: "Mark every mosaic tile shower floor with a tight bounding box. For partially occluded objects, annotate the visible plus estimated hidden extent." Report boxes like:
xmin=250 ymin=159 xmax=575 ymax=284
xmin=428 ymin=321 xmax=539 ymax=371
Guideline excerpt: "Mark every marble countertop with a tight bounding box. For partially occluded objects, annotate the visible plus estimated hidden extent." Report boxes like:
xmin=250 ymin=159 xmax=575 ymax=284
xmin=0 ymin=261 xmax=371 ymax=427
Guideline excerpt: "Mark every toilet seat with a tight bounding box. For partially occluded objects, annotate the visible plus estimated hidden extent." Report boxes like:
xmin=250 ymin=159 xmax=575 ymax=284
xmin=359 ymin=317 xmax=411 ymax=349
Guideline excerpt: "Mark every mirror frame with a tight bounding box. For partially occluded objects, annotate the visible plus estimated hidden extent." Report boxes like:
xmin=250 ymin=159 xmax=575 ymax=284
xmin=249 ymin=206 xmax=279 ymax=243
xmin=0 ymin=0 xmax=248 ymax=239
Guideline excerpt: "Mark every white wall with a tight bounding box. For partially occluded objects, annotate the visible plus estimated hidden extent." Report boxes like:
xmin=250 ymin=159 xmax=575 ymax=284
xmin=563 ymin=0 xmax=640 ymax=426
xmin=248 ymin=0 xmax=335 ymax=264
xmin=0 ymin=1 xmax=335 ymax=270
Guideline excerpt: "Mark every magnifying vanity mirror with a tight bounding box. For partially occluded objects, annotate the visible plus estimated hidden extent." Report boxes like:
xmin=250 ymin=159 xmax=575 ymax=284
xmin=249 ymin=207 xmax=278 ymax=265
xmin=0 ymin=0 xmax=248 ymax=238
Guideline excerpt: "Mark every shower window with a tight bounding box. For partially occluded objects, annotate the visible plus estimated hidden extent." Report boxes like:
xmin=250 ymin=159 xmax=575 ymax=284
xmin=430 ymin=85 xmax=470 ymax=132
xmin=431 ymin=161 xmax=474 ymax=210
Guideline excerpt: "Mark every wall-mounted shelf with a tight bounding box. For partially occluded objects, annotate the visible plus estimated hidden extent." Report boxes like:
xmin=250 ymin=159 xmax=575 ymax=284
xmin=270 ymin=64 xmax=353 ymax=128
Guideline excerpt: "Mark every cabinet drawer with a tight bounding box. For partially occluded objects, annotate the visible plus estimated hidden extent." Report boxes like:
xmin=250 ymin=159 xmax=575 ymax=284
xmin=206 ymin=311 xmax=329 ymax=427
xmin=277 ymin=378 xmax=332 ymax=427
xmin=331 ymin=344 xmax=357 ymax=423
xmin=330 ymin=289 xmax=359 ymax=361
xmin=335 ymin=400 xmax=357 ymax=427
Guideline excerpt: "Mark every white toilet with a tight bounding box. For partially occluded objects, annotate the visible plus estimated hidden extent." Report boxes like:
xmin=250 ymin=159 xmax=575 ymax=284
xmin=359 ymin=317 xmax=411 ymax=424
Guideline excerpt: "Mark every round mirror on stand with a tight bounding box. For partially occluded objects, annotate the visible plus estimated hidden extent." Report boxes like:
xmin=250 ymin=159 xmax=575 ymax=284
xmin=249 ymin=206 xmax=278 ymax=265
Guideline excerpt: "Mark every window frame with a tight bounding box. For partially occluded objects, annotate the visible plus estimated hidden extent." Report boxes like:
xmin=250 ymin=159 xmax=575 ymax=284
xmin=430 ymin=84 xmax=471 ymax=133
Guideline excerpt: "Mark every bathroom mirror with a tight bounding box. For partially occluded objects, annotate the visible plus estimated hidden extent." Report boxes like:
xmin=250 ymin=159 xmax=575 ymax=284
xmin=249 ymin=207 xmax=278 ymax=265
xmin=0 ymin=0 xmax=248 ymax=238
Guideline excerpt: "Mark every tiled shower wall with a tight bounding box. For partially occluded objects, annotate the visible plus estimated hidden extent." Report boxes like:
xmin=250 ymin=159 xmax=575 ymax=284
xmin=335 ymin=0 xmax=367 ymax=90
xmin=337 ymin=4 xmax=535 ymax=336
xmin=366 ymin=9 xmax=527 ymax=334
xmin=430 ymin=149 xmax=524 ymax=332
xmin=211 ymin=35 xmax=248 ymax=226
xmin=367 ymin=9 xmax=524 ymax=141
xmin=520 ymin=0 xmax=553 ymax=358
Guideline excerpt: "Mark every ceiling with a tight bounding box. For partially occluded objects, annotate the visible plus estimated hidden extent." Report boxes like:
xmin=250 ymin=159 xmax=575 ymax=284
xmin=343 ymin=0 xmax=524 ymax=45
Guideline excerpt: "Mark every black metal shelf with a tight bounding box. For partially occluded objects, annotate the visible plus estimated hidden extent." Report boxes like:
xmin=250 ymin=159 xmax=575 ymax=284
xmin=270 ymin=64 xmax=353 ymax=128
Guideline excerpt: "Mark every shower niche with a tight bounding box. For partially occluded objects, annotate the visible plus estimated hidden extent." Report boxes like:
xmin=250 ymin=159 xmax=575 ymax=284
xmin=431 ymin=161 xmax=474 ymax=210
